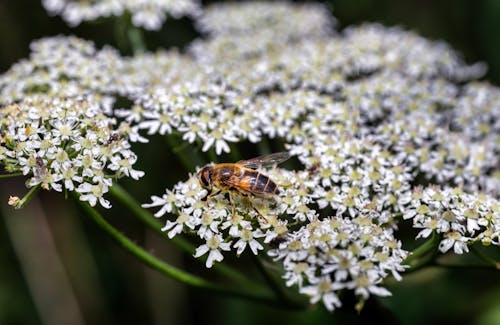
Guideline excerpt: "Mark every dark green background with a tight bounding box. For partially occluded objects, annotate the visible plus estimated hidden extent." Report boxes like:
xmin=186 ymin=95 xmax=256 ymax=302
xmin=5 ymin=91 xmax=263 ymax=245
xmin=0 ymin=1 xmax=499 ymax=325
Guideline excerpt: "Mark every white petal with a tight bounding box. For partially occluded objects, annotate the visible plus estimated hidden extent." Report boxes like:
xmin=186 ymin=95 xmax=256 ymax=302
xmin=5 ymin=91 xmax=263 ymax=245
xmin=194 ymin=244 xmax=209 ymax=258
xmin=206 ymin=249 xmax=224 ymax=268
xmin=369 ymin=285 xmax=392 ymax=297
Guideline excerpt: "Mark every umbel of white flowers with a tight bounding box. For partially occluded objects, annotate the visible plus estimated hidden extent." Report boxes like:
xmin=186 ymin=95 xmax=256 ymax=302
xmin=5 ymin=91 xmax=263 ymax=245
xmin=42 ymin=0 xmax=201 ymax=30
xmin=1 ymin=96 xmax=143 ymax=208
xmin=1 ymin=0 xmax=499 ymax=313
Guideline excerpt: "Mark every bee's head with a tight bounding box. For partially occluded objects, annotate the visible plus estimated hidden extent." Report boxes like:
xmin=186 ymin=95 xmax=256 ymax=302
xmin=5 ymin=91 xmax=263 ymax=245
xmin=197 ymin=166 xmax=212 ymax=190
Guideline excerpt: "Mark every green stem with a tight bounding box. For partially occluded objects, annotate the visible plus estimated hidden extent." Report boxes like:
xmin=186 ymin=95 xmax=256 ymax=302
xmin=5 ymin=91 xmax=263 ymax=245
xmin=15 ymin=185 xmax=40 ymax=209
xmin=470 ymin=245 xmax=500 ymax=269
xmin=114 ymin=14 xmax=129 ymax=53
xmin=432 ymin=261 xmax=500 ymax=271
xmin=251 ymin=255 xmax=306 ymax=309
xmin=0 ymin=172 xmax=24 ymax=179
xmin=165 ymin=134 xmax=206 ymax=172
xmin=108 ymin=184 xmax=254 ymax=285
xmin=109 ymin=184 xmax=164 ymax=236
xmin=127 ymin=25 xmax=146 ymax=54
xmin=252 ymin=255 xmax=289 ymax=302
xmin=113 ymin=13 xmax=147 ymax=54
xmin=404 ymin=233 xmax=441 ymax=273
xmin=76 ymin=198 xmax=281 ymax=306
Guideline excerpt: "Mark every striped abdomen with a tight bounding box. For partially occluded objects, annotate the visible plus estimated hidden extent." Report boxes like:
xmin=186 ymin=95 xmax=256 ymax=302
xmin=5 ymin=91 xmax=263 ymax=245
xmin=244 ymin=169 xmax=279 ymax=195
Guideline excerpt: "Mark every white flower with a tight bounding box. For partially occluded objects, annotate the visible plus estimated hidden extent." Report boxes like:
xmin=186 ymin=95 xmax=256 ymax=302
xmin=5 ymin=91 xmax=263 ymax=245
xmin=141 ymin=190 xmax=177 ymax=217
xmin=0 ymin=96 xmax=143 ymax=208
xmin=403 ymin=187 xmax=500 ymax=253
xmin=347 ymin=274 xmax=392 ymax=300
xmin=77 ymin=182 xmax=110 ymax=208
xmin=9 ymin=2 xmax=496 ymax=314
xmin=108 ymin=153 xmax=145 ymax=180
xmin=144 ymin=167 xmax=321 ymax=266
xmin=233 ymin=228 xmax=265 ymax=255
xmin=41 ymin=0 xmax=201 ymax=30
xmin=270 ymin=217 xmax=407 ymax=310
xmin=300 ymin=277 xmax=342 ymax=312
xmin=193 ymin=234 xmax=231 ymax=268
xmin=161 ymin=211 xmax=197 ymax=239
xmin=438 ymin=231 xmax=470 ymax=254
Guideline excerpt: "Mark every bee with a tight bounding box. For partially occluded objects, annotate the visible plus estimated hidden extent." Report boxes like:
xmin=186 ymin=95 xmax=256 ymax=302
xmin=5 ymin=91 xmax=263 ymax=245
xmin=197 ymin=152 xmax=291 ymax=219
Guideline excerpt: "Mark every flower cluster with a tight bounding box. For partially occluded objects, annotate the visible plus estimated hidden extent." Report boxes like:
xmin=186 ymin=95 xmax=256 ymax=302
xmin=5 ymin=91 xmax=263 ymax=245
xmin=451 ymin=82 xmax=500 ymax=140
xmin=0 ymin=36 xmax=122 ymax=109
xmin=122 ymin=82 xmax=253 ymax=154
xmin=370 ymin=112 xmax=500 ymax=196
xmin=403 ymin=187 xmax=500 ymax=253
xmin=290 ymin=137 xmax=413 ymax=222
xmin=340 ymin=24 xmax=486 ymax=81
xmin=0 ymin=95 xmax=143 ymax=208
xmin=196 ymin=1 xmax=333 ymax=38
xmin=143 ymin=168 xmax=314 ymax=267
xmin=190 ymin=23 xmax=485 ymax=80
xmin=0 ymin=36 xmax=198 ymax=108
xmin=270 ymin=217 xmax=408 ymax=311
xmin=189 ymin=2 xmax=333 ymax=64
xmin=42 ymin=0 xmax=201 ymax=30
xmin=3 ymin=0 xmax=500 ymax=314
xmin=136 ymin=1 xmax=500 ymax=312
xmin=144 ymin=159 xmax=410 ymax=309
xmin=124 ymin=88 xmax=335 ymax=154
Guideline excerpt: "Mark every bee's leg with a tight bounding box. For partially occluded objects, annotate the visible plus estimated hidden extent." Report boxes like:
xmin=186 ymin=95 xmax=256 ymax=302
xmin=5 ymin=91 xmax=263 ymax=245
xmin=241 ymin=194 xmax=267 ymax=222
xmin=202 ymin=188 xmax=220 ymax=204
xmin=250 ymin=202 xmax=267 ymax=222
xmin=228 ymin=190 xmax=236 ymax=218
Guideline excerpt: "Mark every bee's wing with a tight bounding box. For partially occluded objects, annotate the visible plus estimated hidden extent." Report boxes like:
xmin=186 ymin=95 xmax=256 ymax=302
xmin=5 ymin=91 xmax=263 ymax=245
xmin=237 ymin=152 xmax=291 ymax=169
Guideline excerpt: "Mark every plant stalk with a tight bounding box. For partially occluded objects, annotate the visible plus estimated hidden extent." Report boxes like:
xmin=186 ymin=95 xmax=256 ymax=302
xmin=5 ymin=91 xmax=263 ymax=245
xmin=76 ymin=198 xmax=284 ymax=306
xmin=108 ymin=183 xmax=256 ymax=286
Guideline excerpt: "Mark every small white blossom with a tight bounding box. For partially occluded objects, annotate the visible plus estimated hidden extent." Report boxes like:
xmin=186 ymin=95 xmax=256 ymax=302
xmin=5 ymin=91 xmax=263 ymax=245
xmin=403 ymin=187 xmax=500 ymax=251
xmin=144 ymin=168 xmax=315 ymax=266
xmin=42 ymin=0 xmax=201 ymax=30
xmin=0 ymin=96 xmax=143 ymax=208
xmin=4 ymin=1 xmax=500 ymax=314
xmin=233 ymin=228 xmax=265 ymax=256
xmin=194 ymin=234 xmax=232 ymax=268
xmin=270 ymin=217 xmax=408 ymax=311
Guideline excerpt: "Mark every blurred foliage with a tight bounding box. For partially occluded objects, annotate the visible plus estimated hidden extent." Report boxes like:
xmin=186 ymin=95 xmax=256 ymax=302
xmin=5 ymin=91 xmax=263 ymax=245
xmin=1 ymin=0 xmax=500 ymax=84
xmin=0 ymin=1 xmax=499 ymax=325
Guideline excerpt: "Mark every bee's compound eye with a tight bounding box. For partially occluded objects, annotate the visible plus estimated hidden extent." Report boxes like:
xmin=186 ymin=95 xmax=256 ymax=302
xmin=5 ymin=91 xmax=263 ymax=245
xmin=198 ymin=168 xmax=211 ymax=188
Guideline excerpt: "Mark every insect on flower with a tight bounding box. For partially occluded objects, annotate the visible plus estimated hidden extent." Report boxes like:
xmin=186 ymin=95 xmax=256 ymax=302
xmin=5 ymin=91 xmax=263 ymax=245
xmin=197 ymin=152 xmax=291 ymax=220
